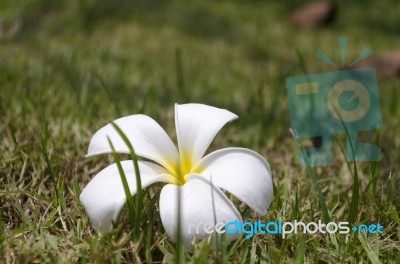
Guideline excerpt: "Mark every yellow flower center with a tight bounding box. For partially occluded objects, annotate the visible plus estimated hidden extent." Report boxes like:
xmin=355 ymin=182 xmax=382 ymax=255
xmin=168 ymin=153 xmax=202 ymax=185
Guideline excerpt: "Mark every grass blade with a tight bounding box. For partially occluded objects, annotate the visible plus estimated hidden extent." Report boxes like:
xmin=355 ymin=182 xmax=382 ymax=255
xmin=290 ymin=129 xmax=330 ymax=223
xmin=348 ymin=162 xmax=359 ymax=224
xmin=358 ymin=234 xmax=380 ymax=264
xmin=335 ymin=113 xmax=359 ymax=224
xmin=175 ymin=48 xmax=185 ymax=100
xmin=110 ymin=122 xmax=143 ymax=236
xmin=0 ymin=208 xmax=4 ymax=254
xmin=331 ymin=106 xmax=360 ymax=224
xmin=107 ymin=137 xmax=135 ymax=231
xmin=294 ymin=236 xmax=306 ymax=264
xmin=369 ymin=126 xmax=381 ymax=195
xmin=39 ymin=133 xmax=60 ymax=207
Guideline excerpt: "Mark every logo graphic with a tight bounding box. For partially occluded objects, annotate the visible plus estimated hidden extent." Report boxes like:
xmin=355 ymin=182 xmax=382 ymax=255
xmin=286 ymin=37 xmax=382 ymax=166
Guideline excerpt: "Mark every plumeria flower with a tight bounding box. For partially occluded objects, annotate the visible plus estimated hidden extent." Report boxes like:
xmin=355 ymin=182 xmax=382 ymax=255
xmin=80 ymin=103 xmax=273 ymax=250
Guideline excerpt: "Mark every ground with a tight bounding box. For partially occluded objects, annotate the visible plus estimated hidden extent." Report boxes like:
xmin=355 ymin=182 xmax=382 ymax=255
xmin=0 ymin=0 xmax=399 ymax=263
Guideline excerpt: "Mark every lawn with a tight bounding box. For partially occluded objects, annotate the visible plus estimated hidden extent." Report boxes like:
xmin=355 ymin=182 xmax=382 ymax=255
xmin=1 ymin=0 xmax=400 ymax=263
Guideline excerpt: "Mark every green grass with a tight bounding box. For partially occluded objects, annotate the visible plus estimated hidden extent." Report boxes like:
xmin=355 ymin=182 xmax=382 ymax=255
xmin=1 ymin=0 xmax=400 ymax=262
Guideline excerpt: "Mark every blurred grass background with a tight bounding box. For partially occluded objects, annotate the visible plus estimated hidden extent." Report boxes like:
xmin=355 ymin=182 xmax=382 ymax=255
xmin=0 ymin=0 xmax=399 ymax=262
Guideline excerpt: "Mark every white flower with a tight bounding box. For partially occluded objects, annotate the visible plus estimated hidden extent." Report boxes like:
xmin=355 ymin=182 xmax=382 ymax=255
xmin=80 ymin=103 xmax=273 ymax=250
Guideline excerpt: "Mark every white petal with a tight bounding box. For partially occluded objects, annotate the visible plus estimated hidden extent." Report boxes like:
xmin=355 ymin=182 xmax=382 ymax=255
xmin=159 ymin=176 xmax=242 ymax=251
xmin=80 ymin=160 xmax=171 ymax=232
xmin=87 ymin=114 xmax=179 ymax=174
xmin=174 ymin=103 xmax=238 ymax=167
xmin=192 ymin=148 xmax=273 ymax=215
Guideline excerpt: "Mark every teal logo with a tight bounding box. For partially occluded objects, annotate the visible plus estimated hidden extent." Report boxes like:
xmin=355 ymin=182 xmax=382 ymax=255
xmin=286 ymin=37 xmax=382 ymax=166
